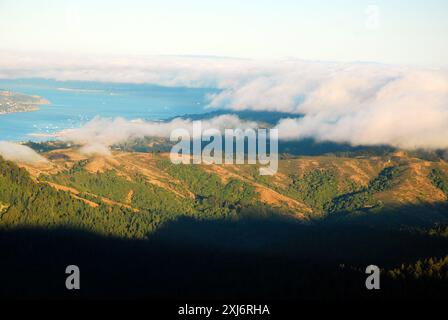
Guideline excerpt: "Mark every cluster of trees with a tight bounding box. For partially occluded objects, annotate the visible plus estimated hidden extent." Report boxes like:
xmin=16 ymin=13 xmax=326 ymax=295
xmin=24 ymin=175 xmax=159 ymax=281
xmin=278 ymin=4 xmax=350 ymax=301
xmin=327 ymin=191 xmax=376 ymax=214
xmin=386 ymin=224 xmax=448 ymax=280
xmin=244 ymin=163 xmax=404 ymax=217
xmin=388 ymin=256 xmax=448 ymax=280
xmin=429 ymin=167 xmax=448 ymax=196
xmin=43 ymin=160 xmax=195 ymax=216
xmin=0 ymin=157 xmax=167 ymax=238
xmin=114 ymin=137 xmax=173 ymax=153
xmin=289 ymin=169 xmax=340 ymax=213
xmin=24 ymin=141 xmax=72 ymax=153
xmin=405 ymin=223 xmax=448 ymax=238
xmin=327 ymin=166 xmax=402 ymax=214
xmin=157 ymin=160 xmax=257 ymax=219
xmin=426 ymin=224 xmax=448 ymax=237
xmin=0 ymin=156 xmax=264 ymax=238
xmin=368 ymin=166 xmax=402 ymax=192
xmin=256 ymin=165 xmax=403 ymax=216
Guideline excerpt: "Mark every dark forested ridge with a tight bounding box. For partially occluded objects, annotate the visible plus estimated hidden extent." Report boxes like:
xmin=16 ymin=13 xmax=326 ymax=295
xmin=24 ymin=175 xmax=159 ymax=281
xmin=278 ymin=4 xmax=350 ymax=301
xmin=1 ymin=147 xmax=448 ymax=300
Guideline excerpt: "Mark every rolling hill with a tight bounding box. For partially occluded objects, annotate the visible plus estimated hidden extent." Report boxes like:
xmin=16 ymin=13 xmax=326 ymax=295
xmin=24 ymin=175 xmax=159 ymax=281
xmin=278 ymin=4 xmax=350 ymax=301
xmin=1 ymin=144 xmax=448 ymax=299
xmin=8 ymin=145 xmax=448 ymax=228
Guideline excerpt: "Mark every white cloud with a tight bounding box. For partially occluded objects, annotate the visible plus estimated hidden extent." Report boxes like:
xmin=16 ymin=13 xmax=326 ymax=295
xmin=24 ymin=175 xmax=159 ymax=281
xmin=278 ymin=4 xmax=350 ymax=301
xmin=58 ymin=115 xmax=258 ymax=153
xmin=275 ymin=70 xmax=448 ymax=149
xmin=2 ymin=52 xmax=448 ymax=149
xmin=0 ymin=141 xmax=48 ymax=164
xmin=78 ymin=143 xmax=111 ymax=157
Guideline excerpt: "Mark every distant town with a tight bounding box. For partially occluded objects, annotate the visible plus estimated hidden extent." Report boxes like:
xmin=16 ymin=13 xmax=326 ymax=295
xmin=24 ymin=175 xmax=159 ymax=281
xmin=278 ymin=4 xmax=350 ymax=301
xmin=0 ymin=90 xmax=49 ymax=114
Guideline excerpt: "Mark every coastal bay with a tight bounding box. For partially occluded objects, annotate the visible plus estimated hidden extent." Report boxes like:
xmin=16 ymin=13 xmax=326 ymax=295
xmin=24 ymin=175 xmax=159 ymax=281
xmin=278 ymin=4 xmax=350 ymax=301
xmin=0 ymin=78 xmax=212 ymax=142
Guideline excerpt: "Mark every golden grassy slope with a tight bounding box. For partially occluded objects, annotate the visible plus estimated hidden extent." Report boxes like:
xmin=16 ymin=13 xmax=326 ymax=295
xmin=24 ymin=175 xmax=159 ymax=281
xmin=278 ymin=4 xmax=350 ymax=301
xmin=17 ymin=148 xmax=448 ymax=218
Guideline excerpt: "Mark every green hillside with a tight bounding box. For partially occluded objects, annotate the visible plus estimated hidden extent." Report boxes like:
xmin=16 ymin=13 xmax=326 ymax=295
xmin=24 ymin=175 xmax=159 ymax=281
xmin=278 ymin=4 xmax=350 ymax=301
xmin=1 ymin=148 xmax=448 ymax=299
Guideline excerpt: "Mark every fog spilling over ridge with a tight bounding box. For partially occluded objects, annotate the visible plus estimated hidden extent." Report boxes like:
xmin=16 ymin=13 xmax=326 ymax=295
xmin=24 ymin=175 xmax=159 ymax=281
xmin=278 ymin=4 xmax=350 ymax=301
xmin=2 ymin=52 xmax=448 ymax=150
xmin=56 ymin=115 xmax=258 ymax=155
xmin=0 ymin=141 xmax=47 ymax=164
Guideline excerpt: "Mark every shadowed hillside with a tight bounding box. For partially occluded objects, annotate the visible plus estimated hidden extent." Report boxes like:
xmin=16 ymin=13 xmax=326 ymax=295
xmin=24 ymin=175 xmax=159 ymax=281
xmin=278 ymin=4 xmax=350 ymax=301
xmin=1 ymin=146 xmax=448 ymax=300
xmin=1 ymin=216 xmax=447 ymax=300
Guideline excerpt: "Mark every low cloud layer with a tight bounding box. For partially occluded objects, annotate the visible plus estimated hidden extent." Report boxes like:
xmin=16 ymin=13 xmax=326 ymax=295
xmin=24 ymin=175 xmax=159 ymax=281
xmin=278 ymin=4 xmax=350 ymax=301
xmin=2 ymin=52 xmax=448 ymax=149
xmin=58 ymin=115 xmax=258 ymax=154
xmin=0 ymin=141 xmax=48 ymax=164
xmin=274 ymin=70 xmax=448 ymax=149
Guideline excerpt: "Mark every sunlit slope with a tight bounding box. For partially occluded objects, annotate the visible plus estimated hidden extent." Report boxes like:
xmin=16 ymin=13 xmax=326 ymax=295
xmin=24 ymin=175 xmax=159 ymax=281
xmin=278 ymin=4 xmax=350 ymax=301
xmin=15 ymin=148 xmax=448 ymax=224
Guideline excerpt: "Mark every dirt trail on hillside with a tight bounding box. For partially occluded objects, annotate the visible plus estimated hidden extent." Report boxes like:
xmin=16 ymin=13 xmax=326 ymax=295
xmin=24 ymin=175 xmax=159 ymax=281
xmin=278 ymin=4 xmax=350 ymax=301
xmin=45 ymin=182 xmax=99 ymax=208
xmin=114 ymin=153 xmax=195 ymax=199
xmin=44 ymin=181 xmax=139 ymax=211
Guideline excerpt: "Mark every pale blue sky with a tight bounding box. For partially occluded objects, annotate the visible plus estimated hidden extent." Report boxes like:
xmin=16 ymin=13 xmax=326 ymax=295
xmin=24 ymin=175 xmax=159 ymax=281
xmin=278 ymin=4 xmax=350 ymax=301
xmin=0 ymin=0 xmax=447 ymax=66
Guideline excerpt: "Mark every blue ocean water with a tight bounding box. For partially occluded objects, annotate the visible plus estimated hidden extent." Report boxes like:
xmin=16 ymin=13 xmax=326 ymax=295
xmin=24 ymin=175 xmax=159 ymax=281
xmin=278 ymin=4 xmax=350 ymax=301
xmin=0 ymin=79 xmax=215 ymax=141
